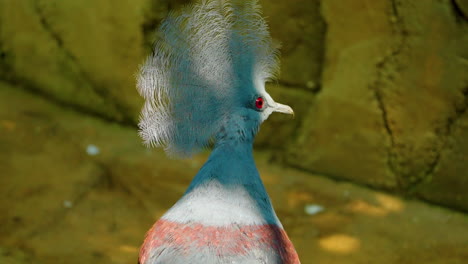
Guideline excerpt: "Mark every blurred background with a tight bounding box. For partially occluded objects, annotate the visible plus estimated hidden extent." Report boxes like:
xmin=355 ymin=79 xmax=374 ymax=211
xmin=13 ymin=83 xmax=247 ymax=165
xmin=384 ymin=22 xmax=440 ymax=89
xmin=1 ymin=0 xmax=468 ymax=263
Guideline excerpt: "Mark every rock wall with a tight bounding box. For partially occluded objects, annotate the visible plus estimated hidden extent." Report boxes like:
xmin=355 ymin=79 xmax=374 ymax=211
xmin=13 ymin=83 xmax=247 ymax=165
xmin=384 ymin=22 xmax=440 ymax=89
xmin=286 ymin=0 xmax=468 ymax=210
xmin=0 ymin=0 xmax=467 ymax=211
xmin=0 ymin=0 xmax=166 ymax=123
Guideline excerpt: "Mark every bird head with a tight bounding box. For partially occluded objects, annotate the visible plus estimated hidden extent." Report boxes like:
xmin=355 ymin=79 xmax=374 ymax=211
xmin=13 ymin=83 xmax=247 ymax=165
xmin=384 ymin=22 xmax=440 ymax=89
xmin=137 ymin=0 xmax=293 ymax=157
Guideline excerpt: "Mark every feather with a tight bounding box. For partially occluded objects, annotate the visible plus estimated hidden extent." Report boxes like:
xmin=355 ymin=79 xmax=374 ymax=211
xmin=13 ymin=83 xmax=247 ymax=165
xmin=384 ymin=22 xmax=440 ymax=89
xmin=137 ymin=0 xmax=279 ymax=157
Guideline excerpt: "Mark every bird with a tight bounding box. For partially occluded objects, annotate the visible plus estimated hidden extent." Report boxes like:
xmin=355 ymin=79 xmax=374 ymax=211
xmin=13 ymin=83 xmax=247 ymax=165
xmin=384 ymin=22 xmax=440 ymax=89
xmin=136 ymin=0 xmax=299 ymax=263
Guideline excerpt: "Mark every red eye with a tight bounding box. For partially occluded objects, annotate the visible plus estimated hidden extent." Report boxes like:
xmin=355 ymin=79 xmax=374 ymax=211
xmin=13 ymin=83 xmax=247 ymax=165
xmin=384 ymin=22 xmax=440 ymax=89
xmin=255 ymin=97 xmax=264 ymax=109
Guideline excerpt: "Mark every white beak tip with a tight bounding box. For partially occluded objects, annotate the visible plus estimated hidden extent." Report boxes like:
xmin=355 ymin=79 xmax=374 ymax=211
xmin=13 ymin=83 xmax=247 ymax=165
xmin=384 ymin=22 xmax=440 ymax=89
xmin=274 ymin=103 xmax=294 ymax=117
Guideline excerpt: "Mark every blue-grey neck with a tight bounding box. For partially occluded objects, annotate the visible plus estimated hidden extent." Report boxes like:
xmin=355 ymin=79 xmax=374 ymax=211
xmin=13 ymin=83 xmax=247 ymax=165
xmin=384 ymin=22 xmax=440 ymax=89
xmin=182 ymin=137 xmax=280 ymax=226
xmin=187 ymin=140 xmax=257 ymax=189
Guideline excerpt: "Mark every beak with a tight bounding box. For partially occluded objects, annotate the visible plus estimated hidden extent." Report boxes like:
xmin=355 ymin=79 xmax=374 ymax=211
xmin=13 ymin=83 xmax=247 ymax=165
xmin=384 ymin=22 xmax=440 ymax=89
xmin=273 ymin=102 xmax=294 ymax=117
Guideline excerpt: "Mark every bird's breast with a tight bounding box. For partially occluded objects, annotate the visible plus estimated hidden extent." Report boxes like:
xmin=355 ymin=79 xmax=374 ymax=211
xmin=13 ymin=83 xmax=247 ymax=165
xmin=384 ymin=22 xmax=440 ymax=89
xmin=139 ymin=181 xmax=300 ymax=263
xmin=163 ymin=180 xmax=279 ymax=226
xmin=139 ymin=219 xmax=300 ymax=264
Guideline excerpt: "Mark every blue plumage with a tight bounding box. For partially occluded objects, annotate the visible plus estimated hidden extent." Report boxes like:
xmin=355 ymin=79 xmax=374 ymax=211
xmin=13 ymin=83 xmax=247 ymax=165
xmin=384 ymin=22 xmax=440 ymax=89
xmin=137 ymin=1 xmax=297 ymax=263
xmin=137 ymin=0 xmax=288 ymax=157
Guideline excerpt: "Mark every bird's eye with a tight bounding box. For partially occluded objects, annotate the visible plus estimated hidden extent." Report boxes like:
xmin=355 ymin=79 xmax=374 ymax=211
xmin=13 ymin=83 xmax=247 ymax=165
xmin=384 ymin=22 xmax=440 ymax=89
xmin=255 ymin=97 xmax=264 ymax=110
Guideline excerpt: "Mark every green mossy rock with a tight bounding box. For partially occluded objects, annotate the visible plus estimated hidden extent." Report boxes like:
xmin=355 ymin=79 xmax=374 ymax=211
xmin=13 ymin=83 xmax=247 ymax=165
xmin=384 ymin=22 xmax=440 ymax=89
xmin=287 ymin=0 xmax=468 ymax=210
xmin=0 ymin=0 xmax=155 ymax=123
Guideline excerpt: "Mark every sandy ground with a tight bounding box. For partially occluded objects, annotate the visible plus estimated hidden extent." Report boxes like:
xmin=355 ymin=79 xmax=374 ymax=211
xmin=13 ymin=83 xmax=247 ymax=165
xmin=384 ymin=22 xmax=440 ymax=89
xmin=1 ymin=83 xmax=468 ymax=264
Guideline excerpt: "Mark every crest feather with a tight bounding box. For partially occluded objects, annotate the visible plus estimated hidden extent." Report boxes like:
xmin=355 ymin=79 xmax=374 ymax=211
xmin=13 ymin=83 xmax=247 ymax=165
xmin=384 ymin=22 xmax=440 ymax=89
xmin=137 ymin=0 xmax=279 ymax=157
